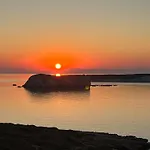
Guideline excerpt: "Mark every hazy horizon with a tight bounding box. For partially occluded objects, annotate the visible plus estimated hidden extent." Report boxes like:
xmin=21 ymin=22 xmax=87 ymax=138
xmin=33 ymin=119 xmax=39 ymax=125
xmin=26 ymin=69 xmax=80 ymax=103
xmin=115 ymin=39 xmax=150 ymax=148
xmin=0 ymin=68 xmax=150 ymax=75
xmin=0 ymin=0 xmax=150 ymax=74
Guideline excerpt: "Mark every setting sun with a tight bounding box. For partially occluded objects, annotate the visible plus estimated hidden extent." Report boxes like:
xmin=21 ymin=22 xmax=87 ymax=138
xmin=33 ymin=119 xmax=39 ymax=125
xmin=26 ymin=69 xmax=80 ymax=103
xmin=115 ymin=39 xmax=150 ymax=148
xmin=55 ymin=63 xmax=61 ymax=69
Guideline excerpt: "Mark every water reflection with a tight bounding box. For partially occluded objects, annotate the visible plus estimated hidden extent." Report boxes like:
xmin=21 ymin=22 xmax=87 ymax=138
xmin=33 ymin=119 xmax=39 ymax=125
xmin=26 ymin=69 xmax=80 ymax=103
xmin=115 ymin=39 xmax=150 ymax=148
xmin=25 ymin=89 xmax=90 ymax=102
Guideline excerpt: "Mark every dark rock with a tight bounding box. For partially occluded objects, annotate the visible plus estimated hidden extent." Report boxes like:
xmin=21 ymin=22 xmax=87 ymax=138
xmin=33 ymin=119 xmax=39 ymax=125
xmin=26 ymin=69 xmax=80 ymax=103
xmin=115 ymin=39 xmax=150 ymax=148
xmin=91 ymin=85 xmax=98 ymax=87
xmin=17 ymin=86 xmax=22 ymax=88
xmin=13 ymin=84 xmax=17 ymax=86
xmin=100 ymin=85 xmax=113 ymax=87
xmin=23 ymin=74 xmax=91 ymax=92
xmin=0 ymin=123 xmax=149 ymax=150
xmin=91 ymin=85 xmax=118 ymax=87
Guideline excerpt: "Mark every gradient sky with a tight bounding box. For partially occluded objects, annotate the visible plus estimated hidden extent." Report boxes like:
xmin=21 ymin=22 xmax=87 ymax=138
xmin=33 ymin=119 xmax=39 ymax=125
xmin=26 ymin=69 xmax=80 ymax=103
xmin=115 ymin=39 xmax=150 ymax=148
xmin=0 ymin=0 xmax=150 ymax=74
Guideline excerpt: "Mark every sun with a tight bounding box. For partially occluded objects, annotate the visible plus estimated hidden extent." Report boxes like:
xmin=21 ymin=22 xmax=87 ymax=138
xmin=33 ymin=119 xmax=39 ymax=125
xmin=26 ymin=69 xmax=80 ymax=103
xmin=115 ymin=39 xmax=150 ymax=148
xmin=55 ymin=63 xmax=61 ymax=69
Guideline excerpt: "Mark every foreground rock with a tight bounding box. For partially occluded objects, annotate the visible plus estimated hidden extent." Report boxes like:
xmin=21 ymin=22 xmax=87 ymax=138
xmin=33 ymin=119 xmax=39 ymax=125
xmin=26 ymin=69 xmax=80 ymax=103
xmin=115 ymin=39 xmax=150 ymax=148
xmin=23 ymin=74 xmax=91 ymax=92
xmin=0 ymin=123 xmax=149 ymax=150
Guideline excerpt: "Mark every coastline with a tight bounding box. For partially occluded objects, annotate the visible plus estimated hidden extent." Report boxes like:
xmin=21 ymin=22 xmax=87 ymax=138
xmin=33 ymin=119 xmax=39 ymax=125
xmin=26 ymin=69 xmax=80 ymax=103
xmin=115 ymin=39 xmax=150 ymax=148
xmin=89 ymin=74 xmax=150 ymax=83
xmin=0 ymin=123 xmax=149 ymax=150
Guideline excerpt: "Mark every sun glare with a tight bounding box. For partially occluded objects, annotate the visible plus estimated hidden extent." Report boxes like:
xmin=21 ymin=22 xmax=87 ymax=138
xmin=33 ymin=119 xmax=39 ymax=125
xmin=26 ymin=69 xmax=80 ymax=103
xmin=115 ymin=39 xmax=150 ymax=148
xmin=55 ymin=63 xmax=61 ymax=69
xmin=56 ymin=73 xmax=61 ymax=77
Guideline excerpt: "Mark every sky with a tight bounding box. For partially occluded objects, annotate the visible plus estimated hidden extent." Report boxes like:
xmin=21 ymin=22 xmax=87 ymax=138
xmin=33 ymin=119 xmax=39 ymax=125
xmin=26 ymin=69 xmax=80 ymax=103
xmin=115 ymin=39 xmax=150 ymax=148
xmin=0 ymin=0 xmax=150 ymax=74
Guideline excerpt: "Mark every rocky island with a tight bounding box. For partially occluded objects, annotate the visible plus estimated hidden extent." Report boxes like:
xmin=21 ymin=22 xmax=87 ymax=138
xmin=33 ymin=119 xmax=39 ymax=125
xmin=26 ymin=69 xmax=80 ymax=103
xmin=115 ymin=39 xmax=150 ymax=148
xmin=23 ymin=74 xmax=91 ymax=92
xmin=0 ymin=123 xmax=149 ymax=150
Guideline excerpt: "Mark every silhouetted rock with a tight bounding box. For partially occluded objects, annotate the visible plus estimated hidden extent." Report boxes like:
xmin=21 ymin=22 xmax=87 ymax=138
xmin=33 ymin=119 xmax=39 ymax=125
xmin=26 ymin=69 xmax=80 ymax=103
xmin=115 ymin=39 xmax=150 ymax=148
xmin=100 ymin=84 xmax=113 ymax=87
xmin=0 ymin=123 xmax=149 ymax=150
xmin=17 ymin=86 xmax=22 ymax=88
xmin=91 ymin=84 xmax=118 ymax=87
xmin=13 ymin=84 xmax=17 ymax=86
xmin=91 ymin=85 xmax=98 ymax=87
xmin=23 ymin=74 xmax=91 ymax=92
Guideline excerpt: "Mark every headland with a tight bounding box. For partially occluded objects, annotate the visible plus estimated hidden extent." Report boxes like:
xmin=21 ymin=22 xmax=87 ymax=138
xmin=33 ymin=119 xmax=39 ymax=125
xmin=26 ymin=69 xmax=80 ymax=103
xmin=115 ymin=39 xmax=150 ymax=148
xmin=0 ymin=123 xmax=149 ymax=150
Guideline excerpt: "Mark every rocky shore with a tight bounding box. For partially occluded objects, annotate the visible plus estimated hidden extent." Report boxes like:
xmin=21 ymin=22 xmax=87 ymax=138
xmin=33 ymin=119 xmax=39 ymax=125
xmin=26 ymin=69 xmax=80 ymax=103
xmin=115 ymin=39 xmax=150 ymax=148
xmin=0 ymin=123 xmax=149 ymax=150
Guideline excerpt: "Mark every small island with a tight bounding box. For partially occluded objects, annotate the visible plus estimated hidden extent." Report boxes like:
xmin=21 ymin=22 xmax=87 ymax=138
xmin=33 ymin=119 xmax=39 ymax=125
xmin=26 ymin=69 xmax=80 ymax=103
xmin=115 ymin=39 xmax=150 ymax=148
xmin=0 ymin=123 xmax=149 ymax=150
xmin=23 ymin=74 xmax=91 ymax=92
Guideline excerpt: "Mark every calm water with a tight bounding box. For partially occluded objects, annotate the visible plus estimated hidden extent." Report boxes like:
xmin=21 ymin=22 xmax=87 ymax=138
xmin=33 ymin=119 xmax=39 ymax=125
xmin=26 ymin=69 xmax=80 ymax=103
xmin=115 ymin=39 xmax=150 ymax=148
xmin=0 ymin=74 xmax=150 ymax=141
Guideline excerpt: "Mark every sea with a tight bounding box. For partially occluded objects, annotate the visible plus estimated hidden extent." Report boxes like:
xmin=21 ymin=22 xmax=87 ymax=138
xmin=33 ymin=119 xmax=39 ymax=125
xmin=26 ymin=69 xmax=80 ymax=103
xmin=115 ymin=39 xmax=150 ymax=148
xmin=0 ymin=74 xmax=150 ymax=141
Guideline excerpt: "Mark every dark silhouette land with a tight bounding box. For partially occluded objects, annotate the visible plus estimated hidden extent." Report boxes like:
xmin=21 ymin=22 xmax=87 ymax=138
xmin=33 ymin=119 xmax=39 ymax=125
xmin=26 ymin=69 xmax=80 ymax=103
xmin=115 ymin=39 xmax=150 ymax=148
xmin=23 ymin=74 xmax=91 ymax=92
xmin=0 ymin=123 xmax=149 ymax=150
xmin=22 ymin=74 xmax=150 ymax=92
xmin=89 ymin=74 xmax=150 ymax=82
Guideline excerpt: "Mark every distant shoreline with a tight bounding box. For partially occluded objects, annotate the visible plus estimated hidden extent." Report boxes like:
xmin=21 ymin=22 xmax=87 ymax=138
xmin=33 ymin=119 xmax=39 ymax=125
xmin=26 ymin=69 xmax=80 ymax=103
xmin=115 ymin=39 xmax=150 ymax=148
xmin=89 ymin=74 xmax=150 ymax=83
xmin=0 ymin=73 xmax=150 ymax=76
xmin=1 ymin=73 xmax=150 ymax=83
xmin=0 ymin=123 xmax=149 ymax=150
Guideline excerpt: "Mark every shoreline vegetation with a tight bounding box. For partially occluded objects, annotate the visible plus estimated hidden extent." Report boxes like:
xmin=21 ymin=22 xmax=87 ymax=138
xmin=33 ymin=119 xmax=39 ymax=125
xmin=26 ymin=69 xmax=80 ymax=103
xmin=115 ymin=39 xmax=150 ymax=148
xmin=0 ymin=123 xmax=149 ymax=150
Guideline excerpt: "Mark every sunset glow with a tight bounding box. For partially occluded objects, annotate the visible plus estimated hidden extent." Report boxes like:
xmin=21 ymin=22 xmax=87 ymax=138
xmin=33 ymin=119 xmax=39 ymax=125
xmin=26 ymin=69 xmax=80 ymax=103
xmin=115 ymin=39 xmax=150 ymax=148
xmin=56 ymin=73 xmax=61 ymax=77
xmin=0 ymin=1 xmax=150 ymax=74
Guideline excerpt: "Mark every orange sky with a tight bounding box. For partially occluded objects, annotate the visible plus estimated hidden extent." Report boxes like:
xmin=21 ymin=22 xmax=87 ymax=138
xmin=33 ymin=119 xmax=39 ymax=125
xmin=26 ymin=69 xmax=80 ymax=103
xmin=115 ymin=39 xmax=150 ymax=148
xmin=0 ymin=0 xmax=150 ymax=74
